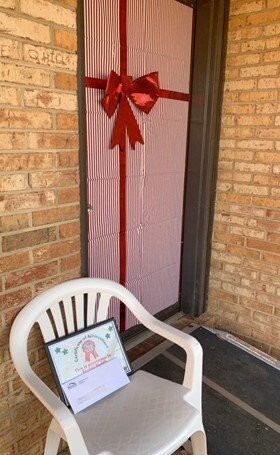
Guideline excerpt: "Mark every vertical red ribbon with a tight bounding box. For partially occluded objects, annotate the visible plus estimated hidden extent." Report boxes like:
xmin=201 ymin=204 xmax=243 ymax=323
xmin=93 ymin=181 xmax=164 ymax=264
xmin=119 ymin=0 xmax=128 ymax=331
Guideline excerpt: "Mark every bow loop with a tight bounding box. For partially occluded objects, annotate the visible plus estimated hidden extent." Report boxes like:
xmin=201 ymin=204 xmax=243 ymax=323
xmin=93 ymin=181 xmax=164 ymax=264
xmin=102 ymin=70 xmax=159 ymax=150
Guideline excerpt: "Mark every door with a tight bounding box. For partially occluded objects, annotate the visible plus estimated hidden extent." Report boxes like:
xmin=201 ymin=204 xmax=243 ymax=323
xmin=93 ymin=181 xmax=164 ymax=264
xmin=84 ymin=0 xmax=193 ymax=330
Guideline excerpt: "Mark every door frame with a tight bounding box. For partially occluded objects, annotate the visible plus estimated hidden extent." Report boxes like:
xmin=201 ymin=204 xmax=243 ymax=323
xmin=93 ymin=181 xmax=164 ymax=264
xmin=77 ymin=0 xmax=229 ymax=317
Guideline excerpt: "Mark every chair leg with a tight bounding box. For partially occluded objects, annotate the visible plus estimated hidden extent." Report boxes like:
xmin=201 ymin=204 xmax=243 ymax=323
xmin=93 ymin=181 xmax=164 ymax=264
xmin=44 ymin=427 xmax=61 ymax=455
xmin=191 ymin=430 xmax=207 ymax=455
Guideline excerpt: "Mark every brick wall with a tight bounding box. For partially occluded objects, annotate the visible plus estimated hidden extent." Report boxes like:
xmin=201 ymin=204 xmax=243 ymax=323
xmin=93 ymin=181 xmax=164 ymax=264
xmin=208 ymin=0 xmax=280 ymax=359
xmin=0 ymin=0 xmax=80 ymax=453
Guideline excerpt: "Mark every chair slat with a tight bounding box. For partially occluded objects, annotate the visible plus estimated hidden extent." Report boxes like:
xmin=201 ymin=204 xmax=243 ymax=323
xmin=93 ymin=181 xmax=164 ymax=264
xmin=75 ymin=293 xmax=85 ymax=330
xmin=62 ymin=296 xmax=75 ymax=334
xmin=86 ymin=292 xmax=97 ymax=326
xmin=96 ymin=294 xmax=111 ymax=322
xmin=37 ymin=312 xmax=56 ymax=343
xmin=50 ymin=303 xmax=66 ymax=338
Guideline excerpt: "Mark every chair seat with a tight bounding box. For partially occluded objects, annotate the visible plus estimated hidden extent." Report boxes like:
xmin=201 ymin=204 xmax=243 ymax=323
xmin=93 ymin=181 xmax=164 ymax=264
xmin=75 ymin=370 xmax=201 ymax=455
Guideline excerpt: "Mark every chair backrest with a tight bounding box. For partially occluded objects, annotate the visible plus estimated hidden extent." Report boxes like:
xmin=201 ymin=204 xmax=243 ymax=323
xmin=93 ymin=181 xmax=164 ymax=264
xmin=12 ymin=278 xmax=145 ymax=346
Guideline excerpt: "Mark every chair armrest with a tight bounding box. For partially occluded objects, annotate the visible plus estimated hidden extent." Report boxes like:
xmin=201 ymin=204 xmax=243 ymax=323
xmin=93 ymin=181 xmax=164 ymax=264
xmin=135 ymin=313 xmax=203 ymax=411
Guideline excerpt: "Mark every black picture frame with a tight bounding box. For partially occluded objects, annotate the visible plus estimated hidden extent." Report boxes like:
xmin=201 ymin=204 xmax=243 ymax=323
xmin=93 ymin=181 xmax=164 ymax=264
xmin=45 ymin=318 xmax=132 ymax=405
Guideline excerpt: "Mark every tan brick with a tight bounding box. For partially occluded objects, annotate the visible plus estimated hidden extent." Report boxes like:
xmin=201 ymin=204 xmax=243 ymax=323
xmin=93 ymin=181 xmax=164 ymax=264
xmin=263 ymin=23 xmax=280 ymax=36
xmin=214 ymin=232 xmax=244 ymax=245
xmin=263 ymin=50 xmax=280 ymax=63
xmin=237 ymin=140 xmax=273 ymax=150
xmin=61 ymin=252 xmax=80 ymax=272
xmin=222 ymin=127 xmax=254 ymax=138
xmin=219 ymin=149 xmax=254 ymax=160
xmin=24 ymin=89 xmax=77 ymax=110
xmin=240 ymin=39 xmax=265 ymax=52
xmin=209 ymin=288 xmax=238 ymax=304
xmin=267 ymin=210 xmax=280 ymax=221
xmin=29 ymin=170 xmax=79 ymax=188
xmin=227 ymin=53 xmax=261 ymax=66
xmin=0 ymin=287 xmax=32 ymax=311
xmin=243 ymin=258 xmax=278 ymax=274
xmin=34 ymin=270 xmax=79 ymax=293
xmin=57 ymin=0 xmax=77 ymax=7
xmin=224 ymin=67 xmax=239 ymax=79
xmin=2 ymin=227 xmax=56 ymax=252
xmin=224 ymin=79 xmax=256 ymax=91
xmin=262 ymin=252 xmax=280 ymax=264
xmin=255 ymin=152 xmax=280 ymax=163
xmin=247 ymin=238 xmax=280 ymax=254
xmin=0 ymin=152 xmax=53 ymax=171
xmin=218 ymin=192 xmax=251 ymax=204
xmin=21 ymin=0 xmax=76 ymax=27
xmin=23 ymin=44 xmax=77 ymax=71
xmin=0 ymin=174 xmax=26 ymax=192
xmin=218 ymin=170 xmax=251 ymax=183
xmin=255 ymin=128 xmax=280 ymax=139
xmin=271 ymin=188 xmax=280 ymax=197
xmin=5 ymin=261 xmax=59 ymax=289
xmin=0 ymin=109 xmax=52 ymax=129
xmin=228 ymin=15 xmax=246 ymax=29
xmin=57 ymin=150 xmax=79 ymax=167
xmin=228 ymin=26 xmax=262 ymax=41
xmin=0 ymin=191 xmax=55 ymax=213
xmin=214 ymin=213 xmax=245 ymax=225
xmin=235 ymin=162 xmax=271 ymax=173
xmin=0 ymin=214 xmax=29 ymax=234
xmin=28 ymin=132 xmax=78 ymax=150
xmin=32 ymin=205 xmax=80 ymax=226
xmin=236 ymin=116 xmax=273 ymax=126
xmin=257 ymin=218 xmax=280 ymax=231
xmin=53 ymin=28 xmax=77 ymax=51
xmin=230 ymin=226 xmax=265 ymax=239
xmin=0 ymin=37 xmax=20 ymax=60
xmin=240 ymin=64 xmax=279 ymax=78
xmin=59 ymin=220 xmax=80 ymax=238
xmin=255 ymin=103 xmax=278 ymax=114
xmin=54 ymin=72 xmax=77 ymax=91
xmin=56 ymin=113 xmax=78 ymax=130
xmin=258 ymin=77 xmax=280 ymax=89
xmin=265 ymin=37 xmax=280 ymax=49
xmin=0 ymin=11 xmax=50 ymax=43
xmin=233 ymin=183 xmax=269 ymax=195
xmin=267 ymin=0 xmax=280 ymax=7
xmin=239 ymin=90 xmax=278 ymax=102
xmin=0 ymin=133 xmax=25 ymax=150
xmin=228 ymin=245 xmax=260 ymax=259
xmin=230 ymin=1 xmax=265 ymax=16
xmin=223 ymin=92 xmax=239 ymax=103
xmin=0 ymin=85 xmax=19 ymax=106
xmin=0 ymin=0 xmax=15 ymax=7
xmin=267 ymin=233 xmax=280 ymax=244
xmin=32 ymin=238 xmax=80 ymax=262
xmin=246 ymin=9 xmax=280 ymax=25
xmin=57 ymin=187 xmax=80 ymax=204
xmin=223 ymin=104 xmax=255 ymax=115
xmin=240 ymin=297 xmax=274 ymax=315
xmin=253 ymin=174 xmax=278 ymax=185
xmin=229 ymin=204 xmax=266 ymax=218
xmin=0 ymin=62 xmax=50 ymax=87
xmin=0 ymin=252 xmax=30 ymax=273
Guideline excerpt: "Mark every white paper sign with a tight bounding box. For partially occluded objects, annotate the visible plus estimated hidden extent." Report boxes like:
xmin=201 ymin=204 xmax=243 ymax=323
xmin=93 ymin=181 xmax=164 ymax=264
xmin=61 ymin=358 xmax=130 ymax=413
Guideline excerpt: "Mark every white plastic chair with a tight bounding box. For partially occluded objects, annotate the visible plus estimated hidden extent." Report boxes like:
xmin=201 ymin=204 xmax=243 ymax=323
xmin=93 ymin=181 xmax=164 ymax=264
xmin=9 ymin=277 xmax=207 ymax=455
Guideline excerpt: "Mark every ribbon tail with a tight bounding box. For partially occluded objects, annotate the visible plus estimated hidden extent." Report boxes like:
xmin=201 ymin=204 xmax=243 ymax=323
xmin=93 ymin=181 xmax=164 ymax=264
xmin=111 ymin=95 xmax=127 ymax=151
xmin=122 ymin=97 xmax=144 ymax=149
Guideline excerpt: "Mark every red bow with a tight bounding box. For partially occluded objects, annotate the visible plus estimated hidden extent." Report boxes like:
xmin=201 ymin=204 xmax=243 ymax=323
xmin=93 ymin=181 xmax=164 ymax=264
xmin=102 ymin=70 xmax=159 ymax=151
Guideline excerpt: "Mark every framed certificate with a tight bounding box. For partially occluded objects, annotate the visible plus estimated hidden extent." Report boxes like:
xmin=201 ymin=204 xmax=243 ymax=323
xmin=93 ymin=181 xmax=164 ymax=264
xmin=45 ymin=318 xmax=132 ymax=404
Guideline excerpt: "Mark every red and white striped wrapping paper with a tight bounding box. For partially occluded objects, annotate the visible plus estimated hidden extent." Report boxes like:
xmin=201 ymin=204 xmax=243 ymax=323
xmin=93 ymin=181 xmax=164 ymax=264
xmin=85 ymin=0 xmax=193 ymax=329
